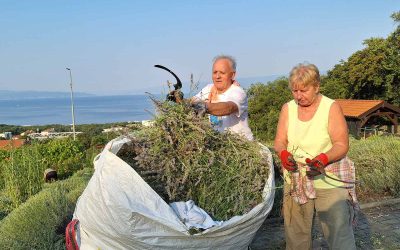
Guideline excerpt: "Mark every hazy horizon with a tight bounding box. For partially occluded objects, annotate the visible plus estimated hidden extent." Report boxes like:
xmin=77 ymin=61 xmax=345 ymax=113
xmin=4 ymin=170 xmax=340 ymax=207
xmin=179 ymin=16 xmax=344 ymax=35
xmin=1 ymin=74 xmax=284 ymax=96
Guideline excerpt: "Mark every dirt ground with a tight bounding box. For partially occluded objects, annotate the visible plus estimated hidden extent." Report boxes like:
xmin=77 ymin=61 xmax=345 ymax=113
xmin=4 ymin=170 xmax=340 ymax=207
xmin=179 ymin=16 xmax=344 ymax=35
xmin=249 ymin=200 xmax=400 ymax=250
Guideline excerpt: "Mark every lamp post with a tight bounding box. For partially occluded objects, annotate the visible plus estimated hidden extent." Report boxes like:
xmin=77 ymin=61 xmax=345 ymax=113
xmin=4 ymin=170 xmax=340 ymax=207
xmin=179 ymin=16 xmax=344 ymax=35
xmin=66 ymin=68 xmax=76 ymax=140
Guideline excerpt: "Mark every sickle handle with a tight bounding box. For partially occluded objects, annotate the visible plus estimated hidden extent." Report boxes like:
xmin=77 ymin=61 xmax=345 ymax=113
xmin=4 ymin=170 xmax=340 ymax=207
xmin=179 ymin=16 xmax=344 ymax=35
xmin=154 ymin=64 xmax=182 ymax=90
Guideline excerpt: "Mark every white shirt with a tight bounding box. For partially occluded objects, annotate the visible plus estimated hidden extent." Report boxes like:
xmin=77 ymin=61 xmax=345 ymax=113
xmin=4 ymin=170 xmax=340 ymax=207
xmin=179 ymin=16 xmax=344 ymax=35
xmin=194 ymin=84 xmax=254 ymax=141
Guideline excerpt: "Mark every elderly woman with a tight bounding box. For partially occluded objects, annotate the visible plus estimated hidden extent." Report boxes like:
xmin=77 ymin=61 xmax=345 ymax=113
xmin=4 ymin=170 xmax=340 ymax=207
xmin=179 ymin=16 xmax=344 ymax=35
xmin=274 ymin=63 xmax=357 ymax=250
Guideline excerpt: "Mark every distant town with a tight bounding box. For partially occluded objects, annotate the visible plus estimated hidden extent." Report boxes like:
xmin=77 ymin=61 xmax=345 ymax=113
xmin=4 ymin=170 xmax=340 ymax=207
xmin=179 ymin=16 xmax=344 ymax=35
xmin=0 ymin=120 xmax=154 ymax=150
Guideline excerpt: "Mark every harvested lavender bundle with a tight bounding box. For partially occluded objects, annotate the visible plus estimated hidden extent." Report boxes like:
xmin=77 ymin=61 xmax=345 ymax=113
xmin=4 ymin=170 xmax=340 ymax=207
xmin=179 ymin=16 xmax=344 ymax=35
xmin=117 ymin=98 xmax=270 ymax=221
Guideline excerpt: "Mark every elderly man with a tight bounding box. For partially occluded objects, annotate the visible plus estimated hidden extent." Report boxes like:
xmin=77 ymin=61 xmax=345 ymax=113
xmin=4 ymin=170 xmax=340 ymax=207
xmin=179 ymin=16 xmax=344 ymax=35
xmin=192 ymin=55 xmax=253 ymax=141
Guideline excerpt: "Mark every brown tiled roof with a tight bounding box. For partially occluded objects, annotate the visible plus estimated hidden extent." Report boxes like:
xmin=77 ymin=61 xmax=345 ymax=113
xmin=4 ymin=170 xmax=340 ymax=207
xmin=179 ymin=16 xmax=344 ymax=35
xmin=335 ymin=99 xmax=383 ymax=118
xmin=335 ymin=99 xmax=400 ymax=118
xmin=0 ymin=139 xmax=26 ymax=150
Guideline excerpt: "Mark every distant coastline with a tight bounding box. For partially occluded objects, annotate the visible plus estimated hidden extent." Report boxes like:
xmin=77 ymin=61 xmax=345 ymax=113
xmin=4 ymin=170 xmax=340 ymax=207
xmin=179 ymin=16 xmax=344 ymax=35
xmin=0 ymin=90 xmax=96 ymax=101
xmin=0 ymin=74 xmax=284 ymax=101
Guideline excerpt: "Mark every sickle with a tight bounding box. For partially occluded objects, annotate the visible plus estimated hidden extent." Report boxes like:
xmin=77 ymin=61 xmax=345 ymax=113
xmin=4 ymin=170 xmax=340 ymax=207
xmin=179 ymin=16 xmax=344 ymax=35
xmin=154 ymin=65 xmax=182 ymax=90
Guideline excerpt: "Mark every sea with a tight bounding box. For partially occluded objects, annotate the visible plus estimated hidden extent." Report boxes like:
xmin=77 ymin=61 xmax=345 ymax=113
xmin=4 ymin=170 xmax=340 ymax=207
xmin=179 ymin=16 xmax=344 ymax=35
xmin=0 ymin=95 xmax=158 ymax=126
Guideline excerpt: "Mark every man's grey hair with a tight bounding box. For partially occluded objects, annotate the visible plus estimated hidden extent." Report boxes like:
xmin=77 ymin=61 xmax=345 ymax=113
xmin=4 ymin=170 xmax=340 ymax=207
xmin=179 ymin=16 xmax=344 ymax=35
xmin=213 ymin=55 xmax=237 ymax=71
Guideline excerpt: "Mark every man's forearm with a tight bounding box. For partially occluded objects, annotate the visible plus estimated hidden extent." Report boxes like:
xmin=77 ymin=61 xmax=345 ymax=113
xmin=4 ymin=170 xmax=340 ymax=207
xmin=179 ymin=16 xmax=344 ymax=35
xmin=206 ymin=101 xmax=238 ymax=116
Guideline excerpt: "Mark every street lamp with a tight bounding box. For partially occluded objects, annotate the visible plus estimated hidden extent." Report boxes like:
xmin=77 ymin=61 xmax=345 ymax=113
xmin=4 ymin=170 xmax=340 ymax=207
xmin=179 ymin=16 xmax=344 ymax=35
xmin=66 ymin=68 xmax=76 ymax=140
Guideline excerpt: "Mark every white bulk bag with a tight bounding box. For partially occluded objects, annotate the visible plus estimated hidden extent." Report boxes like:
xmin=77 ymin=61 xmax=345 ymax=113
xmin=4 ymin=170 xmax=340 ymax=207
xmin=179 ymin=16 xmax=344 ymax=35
xmin=73 ymin=136 xmax=275 ymax=250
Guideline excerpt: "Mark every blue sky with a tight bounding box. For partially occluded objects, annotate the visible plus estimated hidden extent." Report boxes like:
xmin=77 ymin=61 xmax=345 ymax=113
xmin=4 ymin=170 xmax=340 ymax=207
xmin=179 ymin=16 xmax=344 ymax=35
xmin=0 ymin=0 xmax=398 ymax=95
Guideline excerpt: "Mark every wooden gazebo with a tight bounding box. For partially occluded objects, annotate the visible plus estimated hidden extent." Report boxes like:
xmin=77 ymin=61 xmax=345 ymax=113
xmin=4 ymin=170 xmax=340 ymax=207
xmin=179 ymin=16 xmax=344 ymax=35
xmin=335 ymin=99 xmax=400 ymax=137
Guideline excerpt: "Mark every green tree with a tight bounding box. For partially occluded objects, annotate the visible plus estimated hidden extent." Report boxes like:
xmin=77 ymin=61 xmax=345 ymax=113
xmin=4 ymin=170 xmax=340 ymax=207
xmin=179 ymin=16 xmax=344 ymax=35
xmin=322 ymin=11 xmax=400 ymax=105
xmin=247 ymin=78 xmax=292 ymax=142
xmin=383 ymin=11 xmax=400 ymax=104
xmin=320 ymin=64 xmax=350 ymax=99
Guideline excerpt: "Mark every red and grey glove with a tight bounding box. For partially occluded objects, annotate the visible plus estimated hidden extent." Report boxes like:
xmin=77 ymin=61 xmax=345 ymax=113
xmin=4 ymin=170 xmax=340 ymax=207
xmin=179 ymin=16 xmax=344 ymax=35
xmin=280 ymin=150 xmax=297 ymax=172
xmin=305 ymin=153 xmax=329 ymax=177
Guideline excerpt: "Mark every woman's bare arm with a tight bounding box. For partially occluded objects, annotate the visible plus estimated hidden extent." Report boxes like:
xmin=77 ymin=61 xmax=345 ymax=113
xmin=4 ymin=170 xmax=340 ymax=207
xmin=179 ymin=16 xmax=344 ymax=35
xmin=326 ymin=102 xmax=349 ymax=162
xmin=274 ymin=103 xmax=289 ymax=154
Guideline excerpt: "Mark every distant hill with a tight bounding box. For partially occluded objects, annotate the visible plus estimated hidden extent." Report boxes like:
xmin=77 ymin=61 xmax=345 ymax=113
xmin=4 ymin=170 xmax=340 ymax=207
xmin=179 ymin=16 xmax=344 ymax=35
xmin=0 ymin=90 xmax=95 ymax=100
xmin=137 ymin=74 xmax=284 ymax=95
xmin=0 ymin=75 xmax=285 ymax=98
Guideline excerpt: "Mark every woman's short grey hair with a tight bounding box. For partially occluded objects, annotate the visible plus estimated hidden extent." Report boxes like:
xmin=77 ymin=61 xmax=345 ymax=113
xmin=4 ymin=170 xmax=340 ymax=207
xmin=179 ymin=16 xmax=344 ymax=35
xmin=213 ymin=55 xmax=237 ymax=71
xmin=289 ymin=62 xmax=320 ymax=89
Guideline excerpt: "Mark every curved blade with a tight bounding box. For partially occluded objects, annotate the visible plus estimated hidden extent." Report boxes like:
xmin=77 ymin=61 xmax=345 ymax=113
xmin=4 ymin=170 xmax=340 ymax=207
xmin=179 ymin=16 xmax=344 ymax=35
xmin=154 ymin=64 xmax=182 ymax=90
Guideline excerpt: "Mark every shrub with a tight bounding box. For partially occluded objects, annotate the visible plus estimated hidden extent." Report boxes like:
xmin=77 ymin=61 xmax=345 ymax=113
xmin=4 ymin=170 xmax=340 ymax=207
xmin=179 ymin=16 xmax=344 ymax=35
xmin=0 ymin=168 xmax=92 ymax=249
xmin=349 ymin=135 xmax=400 ymax=199
xmin=1 ymin=144 xmax=45 ymax=210
xmin=0 ymin=138 xmax=88 ymax=218
xmin=39 ymin=138 xmax=85 ymax=178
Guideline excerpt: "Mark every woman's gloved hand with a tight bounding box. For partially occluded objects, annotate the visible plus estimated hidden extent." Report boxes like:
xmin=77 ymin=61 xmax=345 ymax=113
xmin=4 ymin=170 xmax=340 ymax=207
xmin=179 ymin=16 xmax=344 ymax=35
xmin=305 ymin=153 xmax=329 ymax=177
xmin=280 ymin=150 xmax=297 ymax=172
